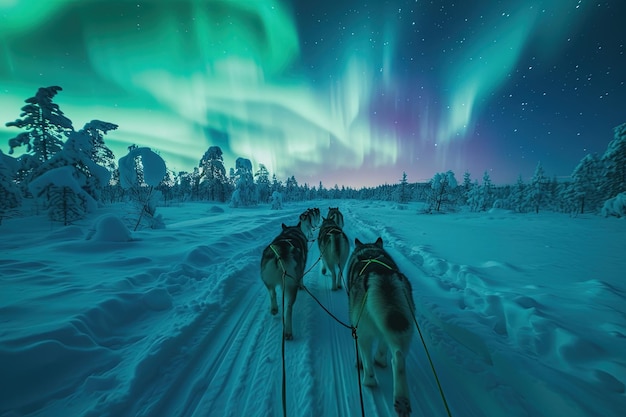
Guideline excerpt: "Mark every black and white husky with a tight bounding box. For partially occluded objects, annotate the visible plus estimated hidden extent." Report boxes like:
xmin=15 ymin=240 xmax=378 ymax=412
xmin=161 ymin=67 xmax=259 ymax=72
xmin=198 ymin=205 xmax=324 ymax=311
xmin=347 ymin=237 xmax=415 ymax=417
xmin=260 ymin=223 xmax=309 ymax=340
xmin=317 ymin=217 xmax=350 ymax=291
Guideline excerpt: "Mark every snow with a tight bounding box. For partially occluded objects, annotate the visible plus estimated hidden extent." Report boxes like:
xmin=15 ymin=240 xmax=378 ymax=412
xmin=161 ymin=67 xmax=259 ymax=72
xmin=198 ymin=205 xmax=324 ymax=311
xmin=1 ymin=200 xmax=625 ymax=417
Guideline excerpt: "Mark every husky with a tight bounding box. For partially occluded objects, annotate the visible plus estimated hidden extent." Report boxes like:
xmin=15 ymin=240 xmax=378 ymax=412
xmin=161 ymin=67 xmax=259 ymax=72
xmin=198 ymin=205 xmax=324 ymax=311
xmin=308 ymin=207 xmax=321 ymax=228
xmin=260 ymin=223 xmax=309 ymax=340
xmin=327 ymin=207 xmax=344 ymax=228
xmin=317 ymin=217 xmax=350 ymax=291
xmin=299 ymin=210 xmax=315 ymax=239
xmin=347 ymin=237 xmax=415 ymax=417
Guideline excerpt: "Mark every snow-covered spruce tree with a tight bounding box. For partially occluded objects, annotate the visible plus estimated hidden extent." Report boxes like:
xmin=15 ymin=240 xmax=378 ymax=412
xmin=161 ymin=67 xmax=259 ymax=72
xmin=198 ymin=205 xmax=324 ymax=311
xmin=255 ymin=164 xmax=270 ymax=204
xmin=526 ymin=161 xmax=549 ymax=213
xmin=0 ymin=150 xmax=21 ymax=223
xmin=199 ymin=146 xmax=229 ymax=202
xmin=230 ymin=157 xmax=258 ymax=207
xmin=479 ymin=171 xmax=495 ymax=211
xmin=509 ymin=174 xmax=527 ymax=212
xmin=568 ymin=153 xmax=602 ymax=214
xmin=600 ymin=122 xmax=626 ymax=201
xmin=28 ymin=166 xmax=90 ymax=225
xmin=461 ymin=171 xmax=472 ymax=203
xmin=5 ymin=86 xmax=73 ymax=188
xmin=118 ymin=146 xmax=167 ymax=230
xmin=466 ymin=179 xmax=481 ymax=211
xmin=428 ymin=170 xmax=458 ymax=212
xmin=82 ymin=120 xmax=118 ymax=179
xmin=284 ymin=175 xmax=300 ymax=202
xmin=394 ymin=171 xmax=410 ymax=204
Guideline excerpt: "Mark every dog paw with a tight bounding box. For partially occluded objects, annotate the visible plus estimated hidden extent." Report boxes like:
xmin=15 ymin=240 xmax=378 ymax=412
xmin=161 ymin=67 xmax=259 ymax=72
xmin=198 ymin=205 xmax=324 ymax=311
xmin=394 ymin=397 xmax=411 ymax=417
xmin=284 ymin=332 xmax=293 ymax=341
xmin=270 ymin=307 xmax=278 ymax=315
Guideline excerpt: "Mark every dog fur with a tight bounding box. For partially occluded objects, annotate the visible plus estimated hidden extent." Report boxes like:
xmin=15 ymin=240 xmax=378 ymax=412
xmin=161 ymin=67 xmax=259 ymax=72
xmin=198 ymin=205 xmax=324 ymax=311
xmin=347 ymin=237 xmax=415 ymax=417
xmin=327 ymin=207 xmax=344 ymax=229
xmin=317 ymin=217 xmax=350 ymax=291
xmin=260 ymin=222 xmax=309 ymax=340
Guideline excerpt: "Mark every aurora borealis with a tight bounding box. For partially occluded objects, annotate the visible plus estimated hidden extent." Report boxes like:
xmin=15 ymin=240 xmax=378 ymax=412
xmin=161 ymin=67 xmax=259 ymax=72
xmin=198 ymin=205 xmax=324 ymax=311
xmin=1 ymin=0 xmax=624 ymax=187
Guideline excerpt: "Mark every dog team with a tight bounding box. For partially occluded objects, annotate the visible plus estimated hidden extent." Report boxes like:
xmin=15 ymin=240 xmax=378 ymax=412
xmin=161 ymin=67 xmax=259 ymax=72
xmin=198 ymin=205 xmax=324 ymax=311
xmin=260 ymin=206 xmax=415 ymax=417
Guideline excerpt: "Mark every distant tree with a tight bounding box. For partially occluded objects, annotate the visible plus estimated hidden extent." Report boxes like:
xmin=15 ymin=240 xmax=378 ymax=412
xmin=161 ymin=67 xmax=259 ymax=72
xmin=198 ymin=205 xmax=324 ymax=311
xmin=461 ymin=171 xmax=472 ymax=203
xmin=284 ymin=175 xmax=299 ymax=201
xmin=509 ymin=174 xmax=526 ymax=212
xmin=526 ymin=161 xmax=548 ymax=213
xmin=600 ymin=122 xmax=626 ymax=200
xmin=569 ymin=153 xmax=602 ymax=214
xmin=199 ymin=146 xmax=228 ymax=201
xmin=255 ymin=164 xmax=271 ymax=203
xmin=230 ymin=157 xmax=258 ymax=207
xmin=466 ymin=179 xmax=481 ymax=211
xmin=0 ymin=151 xmax=21 ymax=223
xmin=428 ymin=170 xmax=457 ymax=212
xmin=270 ymin=174 xmax=283 ymax=196
xmin=394 ymin=171 xmax=410 ymax=203
xmin=480 ymin=171 xmax=494 ymax=210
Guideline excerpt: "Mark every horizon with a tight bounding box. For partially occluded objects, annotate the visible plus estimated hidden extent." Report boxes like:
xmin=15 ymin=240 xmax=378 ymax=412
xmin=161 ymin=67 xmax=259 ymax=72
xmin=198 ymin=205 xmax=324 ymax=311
xmin=1 ymin=0 xmax=624 ymax=189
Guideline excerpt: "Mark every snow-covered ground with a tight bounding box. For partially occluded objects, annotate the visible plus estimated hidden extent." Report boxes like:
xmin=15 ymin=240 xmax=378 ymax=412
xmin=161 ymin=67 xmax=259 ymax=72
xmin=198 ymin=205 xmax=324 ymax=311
xmin=1 ymin=200 xmax=625 ymax=417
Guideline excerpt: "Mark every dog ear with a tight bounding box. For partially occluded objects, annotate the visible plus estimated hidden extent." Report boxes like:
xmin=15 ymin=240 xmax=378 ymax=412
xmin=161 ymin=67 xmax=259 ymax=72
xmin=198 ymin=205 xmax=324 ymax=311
xmin=355 ymin=238 xmax=363 ymax=247
xmin=375 ymin=237 xmax=383 ymax=247
xmin=282 ymin=223 xmax=288 ymax=230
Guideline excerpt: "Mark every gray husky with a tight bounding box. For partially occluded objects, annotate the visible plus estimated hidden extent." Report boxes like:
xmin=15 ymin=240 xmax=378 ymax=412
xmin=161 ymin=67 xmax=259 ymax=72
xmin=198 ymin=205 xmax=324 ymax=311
xmin=260 ymin=223 xmax=308 ymax=340
xmin=347 ymin=237 xmax=415 ymax=417
xmin=317 ymin=217 xmax=350 ymax=291
xmin=327 ymin=207 xmax=344 ymax=228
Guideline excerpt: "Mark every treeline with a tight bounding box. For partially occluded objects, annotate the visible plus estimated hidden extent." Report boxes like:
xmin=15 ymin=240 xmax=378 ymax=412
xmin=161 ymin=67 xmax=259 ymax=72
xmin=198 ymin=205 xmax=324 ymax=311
xmin=1 ymin=86 xmax=625 ymax=226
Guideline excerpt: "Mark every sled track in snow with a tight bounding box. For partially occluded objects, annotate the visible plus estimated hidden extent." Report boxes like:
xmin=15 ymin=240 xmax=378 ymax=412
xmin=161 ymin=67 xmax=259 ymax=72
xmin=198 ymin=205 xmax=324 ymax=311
xmin=101 ymin=209 xmax=301 ymax=417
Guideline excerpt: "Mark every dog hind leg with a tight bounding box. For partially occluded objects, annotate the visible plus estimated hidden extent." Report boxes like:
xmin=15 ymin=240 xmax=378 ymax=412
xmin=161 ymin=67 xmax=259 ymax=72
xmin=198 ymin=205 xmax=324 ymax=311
xmin=391 ymin=349 xmax=411 ymax=416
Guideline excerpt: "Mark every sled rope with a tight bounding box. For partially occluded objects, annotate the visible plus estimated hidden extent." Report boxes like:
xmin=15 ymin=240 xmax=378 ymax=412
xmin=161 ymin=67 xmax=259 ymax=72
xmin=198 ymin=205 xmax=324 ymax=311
xmin=281 ymin=270 xmax=288 ymax=417
xmin=405 ymin=292 xmax=453 ymax=417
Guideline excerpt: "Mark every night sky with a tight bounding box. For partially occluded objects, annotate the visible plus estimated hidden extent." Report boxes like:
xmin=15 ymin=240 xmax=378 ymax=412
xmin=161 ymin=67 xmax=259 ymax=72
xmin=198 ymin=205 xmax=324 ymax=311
xmin=1 ymin=0 xmax=624 ymax=187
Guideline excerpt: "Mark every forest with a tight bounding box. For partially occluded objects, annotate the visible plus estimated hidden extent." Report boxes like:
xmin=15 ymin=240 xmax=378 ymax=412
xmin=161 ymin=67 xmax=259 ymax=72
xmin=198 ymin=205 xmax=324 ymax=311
xmin=1 ymin=86 xmax=625 ymax=227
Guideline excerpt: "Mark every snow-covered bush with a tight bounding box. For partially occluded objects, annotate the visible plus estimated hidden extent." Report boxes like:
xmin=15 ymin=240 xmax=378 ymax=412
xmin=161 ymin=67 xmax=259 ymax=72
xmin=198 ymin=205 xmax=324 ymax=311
xmin=601 ymin=192 xmax=626 ymax=218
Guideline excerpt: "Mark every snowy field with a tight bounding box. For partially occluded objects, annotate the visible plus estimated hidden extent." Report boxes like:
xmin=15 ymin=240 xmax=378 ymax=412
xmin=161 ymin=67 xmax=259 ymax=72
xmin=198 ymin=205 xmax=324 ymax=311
xmin=1 ymin=200 xmax=625 ymax=417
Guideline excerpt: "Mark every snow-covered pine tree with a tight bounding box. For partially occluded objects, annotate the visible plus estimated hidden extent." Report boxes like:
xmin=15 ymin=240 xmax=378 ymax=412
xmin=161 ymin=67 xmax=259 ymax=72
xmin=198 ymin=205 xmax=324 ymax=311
xmin=509 ymin=174 xmax=526 ymax=212
xmin=47 ymin=185 xmax=86 ymax=226
xmin=394 ymin=171 xmax=410 ymax=204
xmin=82 ymin=120 xmax=118 ymax=179
xmin=6 ymin=86 xmax=73 ymax=161
xmin=466 ymin=179 xmax=481 ymax=211
xmin=199 ymin=146 xmax=228 ymax=202
xmin=526 ymin=161 xmax=548 ymax=213
xmin=0 ymin=150 xmax=21 ymax=223
xmin=569 ymin=153 xmax=602 ymax=214
xmin=255 ymin=164 xmax=271 ymax=204
xmin=601 ymin=122 xmax=626 ymax=201
xmin=284 ymin=175 xmax=299 ymax=202
xmin=480 ymin=171 xmax=494 ymax=211
xmin=230 ymin=157 xmax=258 ymax=207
